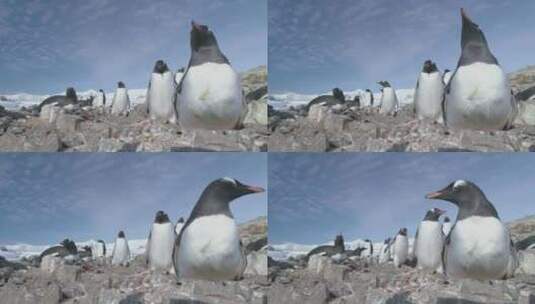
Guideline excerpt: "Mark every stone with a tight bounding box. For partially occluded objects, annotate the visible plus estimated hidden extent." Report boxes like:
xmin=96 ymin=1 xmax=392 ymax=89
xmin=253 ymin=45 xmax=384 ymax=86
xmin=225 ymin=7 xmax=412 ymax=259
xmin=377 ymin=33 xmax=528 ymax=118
xmin=40 ymin=255 xmax=65 ymax=273
xmin=518 ymin=249 xmax=535 ymax=275
xmin=245 ymin=252 xmax=267 ymax=276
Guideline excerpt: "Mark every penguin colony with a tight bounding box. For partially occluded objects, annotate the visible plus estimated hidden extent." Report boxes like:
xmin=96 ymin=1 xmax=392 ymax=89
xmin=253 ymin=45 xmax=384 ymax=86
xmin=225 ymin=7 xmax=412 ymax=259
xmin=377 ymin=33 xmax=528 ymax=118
xmin=36 ymin=178 xmax=264 ymax=282
xmin=305 ymin=179 xmax=523 ymax=280
xmin=37 ymin=21 xmax=246 ymax=130
xmin=303 ymin=8 xmax=520 ymax=132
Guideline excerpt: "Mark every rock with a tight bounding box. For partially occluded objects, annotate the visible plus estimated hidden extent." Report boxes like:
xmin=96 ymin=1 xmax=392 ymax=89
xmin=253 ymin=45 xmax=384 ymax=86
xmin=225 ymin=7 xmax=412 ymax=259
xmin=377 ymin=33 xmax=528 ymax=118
xmin=40 ymin=256 xmax=65 ymax=273
xmin=516 ymin=100 xmax=535 ymax=126
xmin=307 ymin=254 xmax=331 ymax=275
xmin=518 ymin=249 xmax=535 ymax=275
xmin=243 ymin=98 xmax=268 ymax=126
xmin=245 ymin=252 xmax=267 ymax=276
xmin=55 ymin=113 xmax=82 ymax=133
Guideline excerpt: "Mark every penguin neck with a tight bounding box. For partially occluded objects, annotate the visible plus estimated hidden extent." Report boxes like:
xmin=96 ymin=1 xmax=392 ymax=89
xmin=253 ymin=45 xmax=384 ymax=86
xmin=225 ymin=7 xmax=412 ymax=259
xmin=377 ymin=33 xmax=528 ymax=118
xmin=459 ymin=40 xmax=498 ymax=66
xmin=190 ymin=192 xmax=234 ymax=219
xmin=455 ymin=196 xmax=499 ymax=221
xmin=190 ymin=45 xmax=229 ymax=66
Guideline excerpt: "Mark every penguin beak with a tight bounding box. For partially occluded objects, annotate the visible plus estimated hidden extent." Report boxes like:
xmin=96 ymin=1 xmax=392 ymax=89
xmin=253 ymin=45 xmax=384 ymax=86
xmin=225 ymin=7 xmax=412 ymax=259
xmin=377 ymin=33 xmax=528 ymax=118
xmin=242 ymin=184 xmax=265 ymax=194
xmin=426 ymin=187 xmax=449 ymax=200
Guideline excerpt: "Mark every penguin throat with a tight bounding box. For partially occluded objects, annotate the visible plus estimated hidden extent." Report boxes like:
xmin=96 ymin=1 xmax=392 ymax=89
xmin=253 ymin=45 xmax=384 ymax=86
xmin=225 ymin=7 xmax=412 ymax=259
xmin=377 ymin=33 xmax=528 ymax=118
xmin=190 ymin=45 xmax=229 ymax=66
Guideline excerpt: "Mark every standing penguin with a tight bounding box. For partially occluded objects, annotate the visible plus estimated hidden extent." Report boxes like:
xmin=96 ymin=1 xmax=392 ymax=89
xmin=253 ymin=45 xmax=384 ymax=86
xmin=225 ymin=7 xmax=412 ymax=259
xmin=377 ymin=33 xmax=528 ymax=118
xmin=442 ymin=216 xmax=453 ymax=236
xmin=426 ymin=180 xmax=513 ymax=279
xmin=360 ymin=89 xmax=374 ymax=107
xmin=378 ymin=81 xmax=399 ymax=115
xmin=393 ymin=228 xmax=408 ymax=268
xmin=147 ymin=60 xmax=178 ymax=123
xmin=443 ymin=69 xmax=452 ymax=86
xmin=175 ymin=217 xmax=185 ymax=235
xmin=177 ymin=21 xmax=244 ymax=130
xmin=361 ymin=239 xmax=374 ymax=261
xmin=414 ymin=208 xmax=446 ymax=272
xmin=146 ymin=211 xmax=175 ymax=272
xmin=173 ymin=177 xmax=265 ymax=281
xmin=111 ymin=231 xmax=131 ymax=266
xmin=91 ymin=240 xmax=107 ymax=259
xmin=443 ymin=9 xmax=516 ymax=130
xmin=379 ymin=238 xmax=391 ymax=264
xmin=111 ymin=82 xmax=130 ymax=116
xmin=414 ymin=60 xmax=445 ymax=122
xmin=93 ymin=89 xmax=106 ymax=108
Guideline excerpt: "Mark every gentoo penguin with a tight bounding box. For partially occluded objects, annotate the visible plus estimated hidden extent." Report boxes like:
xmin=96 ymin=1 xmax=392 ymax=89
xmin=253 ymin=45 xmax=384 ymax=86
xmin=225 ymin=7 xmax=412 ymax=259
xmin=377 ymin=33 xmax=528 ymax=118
xmin=379 ymin=238 xmax=391 ymax=263
xmin=306 ymin=234 xmax=345 ymax=260
xmin=111 ymin=231 xmax=131 ymax=266
xmin=361 ymin=89 xmax=374 ymax=107
xmin=306 ymin=88 xmax=346 ymax=111
xmin=393 ymin=228 xmax=408 ymax=268
xmin=175 ymin=67 xmax=185 ymax=86
xmin=110 ymin=81 xmax=130 ymax=116
xmin=177 ymin=21 xmax=244 ymax=130
xmin=93 ymin=89 xmax=106 ymax=107
xmin=91 ymin=240 xmax=107 ymax=259
xmin=378 ymin=81 xmax=399 ymax=115
xmin=175 ymin=217 xmax=185 ymax=235
xmin=146 ymin=211 xmax=176 ymax=272
xmin=147 ymin=60 xmax=178 ymax=123
xmin=173 ymin=177 xmax=265 ymax=281
xmin=443 ymin=69 xmax=452 ymax=86
xmin=38 ymin=87 xmax=78 ymax=111
xmin=414 ymin=208 xmax=446 ymax=272
xmin=361 ymin=239 xmax=374 ymax=259
xmin=414 ymin=60 xmax=445 ymax=122
xmin=426 ymin=180 xmax=513 ymax=279
xmin=39 ymin=239 xmax=78 ymax=261
xmin=443 ymin=9 xmax=516 ymax=130
xmin=442 ymin=216 xmax=453 ymax=236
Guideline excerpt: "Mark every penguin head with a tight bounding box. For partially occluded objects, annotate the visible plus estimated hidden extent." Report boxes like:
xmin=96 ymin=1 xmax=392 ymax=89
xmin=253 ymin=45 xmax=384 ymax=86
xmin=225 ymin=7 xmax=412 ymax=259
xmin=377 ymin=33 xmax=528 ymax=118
xmin=177 ymin=217 xmax=184 ymax=224
xmin=332 ymin=88 xmax=345 ymax=103
xmin=190 ymin=21 xmax=218 ymax=52
xmin=426 ymin=180 xmax=480 ymax=206
xmin=61 ymin=239 xmax=78 ymax=254
xmin=384 ymin=238 xmax=391 ymax=244
xmin=377 ymin=81 xmax=391 ymax=88
xmin=154 ymin=210 xmax=170 ymax=224
xmin=206 ymin=177 xmax=265 ymax=203
xmin=118 ymin=231 xmax=125 ymax=238
xmin=422 ymin=60 xmax=438 ymax=73
xmin=398 ymin=228 xmax=407 ymax=236
xmin=334 ymin=234 xmax=345 ymax=248
xmin=153 ymin=60 xmax=169 ymax=74
xmin=83 ymin=245 xmax=92 ymax=253
xmin=444 ymin=216 xmax=451 ymax=223
xmin=444 ymin=69 xmax=450 ymax=74
xmin=98 ymin=89 xmax=104 ymax=93
xmin=365 ymin=89 xmax=371 ymax=93
xmin=66 ymin=87 xmax=77 ymax=101
xmin=117 ymin=81 xmax=125 ymax=88
xmin=460 ymin=9 xmax=491 ymax=53
xmin=423 ymin=207 xmax=446 ymax=221
xmin=364 ymin=239 xmax=371 ymax=243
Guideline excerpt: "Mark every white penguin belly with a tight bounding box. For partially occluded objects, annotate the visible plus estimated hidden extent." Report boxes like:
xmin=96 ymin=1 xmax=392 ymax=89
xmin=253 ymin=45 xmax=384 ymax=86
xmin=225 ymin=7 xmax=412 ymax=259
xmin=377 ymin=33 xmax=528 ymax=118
xmin=94 ymin=93 xmax=105 ymax=107
xmin=393 ymin=236 xmax=408 ymax=267
xmin=148 ymin=223 xmax=175 ymax=271
xmin=446 ymin=63 xmax=512 ymax=130
xmin=178 ymin=63 xmax=243 ymax=130
xmin=112 ymin=238 xmax=130 ymax=266
xmin=148 ymin=72 xmax=177 ymax=122
xmin=111 ymin=88 xmax=130 ymax=115
xmin=177 ymin=215 xmax=243 ymax=280
xmin=445 ymin=216 xmax=510 ymax=279
xmin=175 ymin=223 xmax=184 ymax=235
xmin=443 ymin=223 xmax=452 ymax=237
xmin=415 ymin=72 xmax=445 ymax=121
xmin=380 ymin=88 xmax=398 ymax=114
xmin=416 ymin=221 xmax=444 ymax=271
xmin=443 ymin=72 xmax=452 ymax=86
xmin=92 ymin=242 xmax=104 ymax=258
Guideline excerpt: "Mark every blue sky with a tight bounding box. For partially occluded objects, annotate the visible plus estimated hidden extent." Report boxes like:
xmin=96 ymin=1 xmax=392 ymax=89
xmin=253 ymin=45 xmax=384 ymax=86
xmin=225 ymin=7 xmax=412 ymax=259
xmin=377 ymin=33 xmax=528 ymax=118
xmin=269 ymin=153 xmax=535 ymax=244
xmin=0 ymin=0 xmax=266 ymax=94
xmin=269 ymin=0 xmax=535 ymax=94
xmin=0 ymin=153 xmax=267 ymax=245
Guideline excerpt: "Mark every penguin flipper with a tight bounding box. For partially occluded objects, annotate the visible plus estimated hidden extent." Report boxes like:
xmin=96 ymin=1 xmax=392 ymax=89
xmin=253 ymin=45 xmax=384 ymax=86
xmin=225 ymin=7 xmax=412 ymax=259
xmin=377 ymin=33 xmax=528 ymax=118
xmin=442 ymin=223 xmax=455 ymax=276
xmin=177 ymin=60 xmax=191 ymax=95
xmin=146 ymin=231 xmax=151 ymax=266
xmin=414 ymin=227 xmax=419 ymax=257
xmin=238 ymin=239 xmax=247 ymax=280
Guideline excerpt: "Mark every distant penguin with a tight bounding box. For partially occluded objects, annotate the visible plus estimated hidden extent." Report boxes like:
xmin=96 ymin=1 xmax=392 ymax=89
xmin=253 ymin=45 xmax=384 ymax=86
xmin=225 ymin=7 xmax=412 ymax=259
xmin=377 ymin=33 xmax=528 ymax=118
xmin=442 ymin=216 xmax=453 ymax=236
xmin=177 ymin=21 xmax=244 ymax=130
xmin=306 ymin=234 xmax=345 ymax=259
xmin=91 ymin=240 xmax=106 ymax=259
xmin=175 ymin=67 xmax=185 ymax=86
xmin=146 ymin=211 xmax=175 ymax=272
xmin=147 ymin=60 xmax=178 ymax=123
xmin=414 ymin=60 xmax=445 ymax=122
xmin=414 ymin=208 xmax=446 ymax=272
xmin=426 ymin=180 xmax=513 ymax=279
xmin=175 ymin=217 xmax=185 ymax=235
xmin=332 ymin=88 xmax=345 ymax=103
xmin=111 ymin=82 xmax=130 ymax=116
xmin=111 ymin=231 xmax=131 ymax=266
xmin=443 ymin=8 xmax=516 ymax=130
xmin=40 ymin=239 xmax=78 ymax=260
xmin=393 ymin=228 xmax=408 ymax=268
xmin=38 ymin=87 xmax=78 ymax=111
xmin=443 ymin=69 xmax=452 ymax=86
xmin=173 ymin=177 xmax=265 ymax=281
xmin=361 ymin=89 xmax=374 ymax=107
xmin=379 ymin=238 xmax=391 ymax=264
xmin=93 ymin=89 xmax=106 ymax=107
xmin=361 ymin=239 xmax=374 ymax=259
xmin=378 ymin=81 xmax=399 ymax=115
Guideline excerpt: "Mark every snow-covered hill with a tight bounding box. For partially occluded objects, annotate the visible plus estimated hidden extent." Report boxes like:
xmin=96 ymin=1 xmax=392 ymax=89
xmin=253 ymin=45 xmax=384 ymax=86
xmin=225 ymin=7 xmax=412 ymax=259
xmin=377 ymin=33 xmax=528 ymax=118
xmin=0 ymin=89 xmax=148 ymax=111
xmin=269 ymin=88 xmax=415 ymax=110
xmin=0 ymin=239 xmax=148 ymax=261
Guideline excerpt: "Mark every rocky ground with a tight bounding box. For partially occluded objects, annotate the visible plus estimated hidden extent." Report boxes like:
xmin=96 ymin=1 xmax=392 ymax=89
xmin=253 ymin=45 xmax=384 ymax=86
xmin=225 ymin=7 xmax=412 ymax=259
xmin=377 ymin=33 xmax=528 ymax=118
xmin=0 ymin=217 xmax=268 ymax=304
xmin=269 ymin=66 xmax=535 ymax=152
xmin=0 ymin=66 xmax=267 ymax=152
